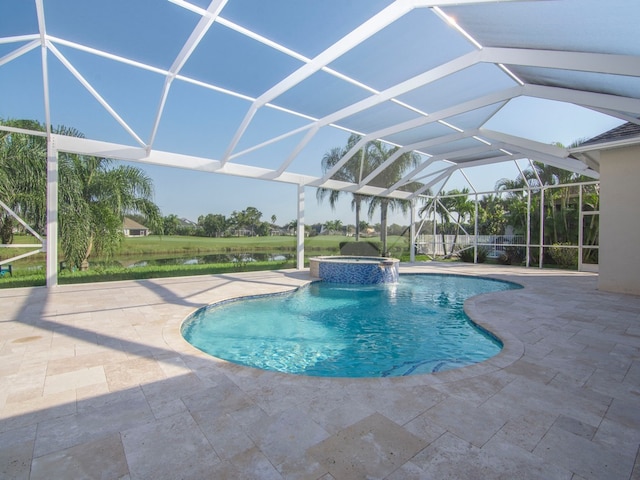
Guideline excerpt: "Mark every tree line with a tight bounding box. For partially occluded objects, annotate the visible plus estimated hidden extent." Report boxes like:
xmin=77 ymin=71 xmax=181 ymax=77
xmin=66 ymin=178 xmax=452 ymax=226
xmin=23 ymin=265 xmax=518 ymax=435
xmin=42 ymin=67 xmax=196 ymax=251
xmin=156 ymin=211 xmax=409 ymax=239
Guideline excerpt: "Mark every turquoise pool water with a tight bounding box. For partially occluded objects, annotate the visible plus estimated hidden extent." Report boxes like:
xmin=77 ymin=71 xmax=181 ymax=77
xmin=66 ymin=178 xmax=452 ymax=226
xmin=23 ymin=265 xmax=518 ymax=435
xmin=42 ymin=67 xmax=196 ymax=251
xmin=181 ymin=274 xmax=521 ymax=377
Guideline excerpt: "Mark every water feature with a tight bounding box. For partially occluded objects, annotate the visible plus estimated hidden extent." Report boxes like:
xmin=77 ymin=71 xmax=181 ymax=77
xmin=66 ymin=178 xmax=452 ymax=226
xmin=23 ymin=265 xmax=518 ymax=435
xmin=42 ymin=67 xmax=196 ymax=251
xmin=309 ymin=256 xmax=399 ymax=284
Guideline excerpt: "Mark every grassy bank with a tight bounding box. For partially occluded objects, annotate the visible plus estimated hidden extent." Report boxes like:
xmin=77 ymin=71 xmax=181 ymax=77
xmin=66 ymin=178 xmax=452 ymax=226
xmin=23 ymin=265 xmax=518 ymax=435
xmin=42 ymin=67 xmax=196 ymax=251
xmin=0 ymin=234 xmax=413 ymax=288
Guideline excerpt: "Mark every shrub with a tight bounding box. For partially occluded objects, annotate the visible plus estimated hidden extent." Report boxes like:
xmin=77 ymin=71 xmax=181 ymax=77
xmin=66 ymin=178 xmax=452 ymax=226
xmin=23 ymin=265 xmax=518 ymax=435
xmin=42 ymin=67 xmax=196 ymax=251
xmin=499 ymin=246 xmax=526 ymax=265
xmin=458 ymin=245 xmax=487 ymax=263
xmin=549 ymin=243 xmax=578 ymax=267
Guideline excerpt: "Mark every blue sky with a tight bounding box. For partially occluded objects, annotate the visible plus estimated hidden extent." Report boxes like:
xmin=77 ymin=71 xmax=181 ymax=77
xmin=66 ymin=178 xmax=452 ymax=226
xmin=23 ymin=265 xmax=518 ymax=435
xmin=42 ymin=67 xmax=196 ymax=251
xmin=0 ymin=0 xmax=623 ymax=227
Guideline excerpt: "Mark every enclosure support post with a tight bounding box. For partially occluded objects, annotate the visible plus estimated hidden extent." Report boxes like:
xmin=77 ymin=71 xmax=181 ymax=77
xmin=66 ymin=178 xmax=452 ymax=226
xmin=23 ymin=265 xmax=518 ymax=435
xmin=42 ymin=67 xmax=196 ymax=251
xmin=46 ymin=137 xmax=59 ymax=287
xmin=296 ymin=185 xmax=305 ymax=270
xmin=409 ymin=199 xmax=416 ymax=262
xmin=526 ymin=190 xmax=531 ymax=267
xmin=473 ymin=194 xmax=478 ymax=264
xmin=539 ymin=188 xmax=545 ymax=269
xmin=578 ymin=186 xmax=583 ymax=271
xmin=432 ymin=196 xmax=437 ymax=257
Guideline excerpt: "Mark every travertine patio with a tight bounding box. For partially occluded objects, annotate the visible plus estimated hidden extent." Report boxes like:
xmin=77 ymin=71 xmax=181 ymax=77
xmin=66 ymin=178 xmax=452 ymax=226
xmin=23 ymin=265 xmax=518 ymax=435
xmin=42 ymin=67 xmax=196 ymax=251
xmin=1 ymin=263 xmax=639 ymax=479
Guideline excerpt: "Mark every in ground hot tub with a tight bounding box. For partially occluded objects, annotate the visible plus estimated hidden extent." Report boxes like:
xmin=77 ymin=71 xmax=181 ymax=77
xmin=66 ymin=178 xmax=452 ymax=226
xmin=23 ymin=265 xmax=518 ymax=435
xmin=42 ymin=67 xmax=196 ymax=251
xmin=309 ymin=256 xmax=399 ymax=284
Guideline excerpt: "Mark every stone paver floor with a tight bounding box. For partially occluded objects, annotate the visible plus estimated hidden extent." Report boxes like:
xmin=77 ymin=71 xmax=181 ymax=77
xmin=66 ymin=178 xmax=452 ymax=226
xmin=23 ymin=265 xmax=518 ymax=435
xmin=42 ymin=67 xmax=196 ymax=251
xmin=0 ymin=263 xmax=639 ymax=479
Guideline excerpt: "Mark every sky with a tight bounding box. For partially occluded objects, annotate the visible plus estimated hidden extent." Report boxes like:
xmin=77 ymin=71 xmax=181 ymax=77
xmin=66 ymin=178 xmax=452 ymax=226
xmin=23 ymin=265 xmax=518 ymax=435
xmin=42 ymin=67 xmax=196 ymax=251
xmin=0 ymin=0 xmax=624 ymax=228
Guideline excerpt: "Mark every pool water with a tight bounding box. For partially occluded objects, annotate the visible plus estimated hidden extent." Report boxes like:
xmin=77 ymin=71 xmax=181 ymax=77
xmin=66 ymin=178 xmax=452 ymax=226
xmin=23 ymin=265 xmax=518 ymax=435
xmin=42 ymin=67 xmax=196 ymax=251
xmin=181 ymin=274 xmax=521 ymax=377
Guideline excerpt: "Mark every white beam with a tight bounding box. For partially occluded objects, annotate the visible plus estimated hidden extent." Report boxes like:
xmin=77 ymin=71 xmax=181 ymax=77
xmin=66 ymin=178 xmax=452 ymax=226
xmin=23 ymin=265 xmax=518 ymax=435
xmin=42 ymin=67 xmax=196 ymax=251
xmin=315 ymin=86 xmax=520 ymax=183
xmin=273 ymin=125 xmax=320 ymax=177
xmin=479 ymin=129 xmax=570 ymax=158
xmin=48 ymin=36 xmax=170 ymax=76
xmin=147 ymin=0 xmax=227 ymax=150
xmin=481 ymin=47 xmax=640 ymax=77
xmin=268 ymin=51 xmax=481 ymax=174
xmin=408 ymin=155 xmax=514 ymax=198
xmin=321 ymin=51 xmax=481 ymax=128
xmin=47 ymin=42 xmax=147 ymax=148
xmin=358 ymin=129 xmax=482 ymax=187
xmin=52 ymin=135 xmax=397 ymax=193
xmin=478 ymin=128 xmax=599 ymax=176
xmin=0 ymin=34 xmax=40 ymax=45
xmin=384 ymin=143 xmax=505 ymax=194
xmin=313 ymin=137 xmax=370 ymax=185
xmin=35 ymin=0 xmax=52 ymax=136
xmin=219 ymin=0 xmax=415 ymax=164
xmin=0 ymin=40 xmax=39 ymax=68
xmin=523 ymin=84 xmax=640 ymax=116
xmin=582 ymin=107 xmax=640 ymax=126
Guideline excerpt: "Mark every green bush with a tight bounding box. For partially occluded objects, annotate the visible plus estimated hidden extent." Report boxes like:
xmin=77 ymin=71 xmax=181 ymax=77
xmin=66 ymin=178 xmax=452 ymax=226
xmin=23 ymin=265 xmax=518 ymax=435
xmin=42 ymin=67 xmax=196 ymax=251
xmin=499 ymin=246 xmax=526 ymax=265
xmin=458 ymin=245 xmax=488 ymax=263
xmin=549 ymin=243 xmax=578 ymax=267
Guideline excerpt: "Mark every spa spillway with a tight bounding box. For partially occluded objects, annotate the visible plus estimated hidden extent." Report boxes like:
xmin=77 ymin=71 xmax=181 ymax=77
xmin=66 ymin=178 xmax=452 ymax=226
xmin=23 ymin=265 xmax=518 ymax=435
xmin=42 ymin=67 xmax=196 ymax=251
xmin=309 ymin=256 xmax=400 ymax=284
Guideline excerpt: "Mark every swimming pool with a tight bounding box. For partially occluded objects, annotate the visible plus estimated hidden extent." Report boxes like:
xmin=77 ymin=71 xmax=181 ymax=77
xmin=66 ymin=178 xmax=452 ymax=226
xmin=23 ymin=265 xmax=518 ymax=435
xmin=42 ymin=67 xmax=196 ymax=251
xmin=181 ymin=274 xmax=521 ymax=377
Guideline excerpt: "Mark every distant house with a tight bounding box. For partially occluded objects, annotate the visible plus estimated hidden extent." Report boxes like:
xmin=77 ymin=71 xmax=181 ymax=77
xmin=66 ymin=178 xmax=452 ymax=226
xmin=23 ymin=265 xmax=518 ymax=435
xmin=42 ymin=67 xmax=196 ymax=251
xmin=123 ymin=217 xmax=149 ymax=237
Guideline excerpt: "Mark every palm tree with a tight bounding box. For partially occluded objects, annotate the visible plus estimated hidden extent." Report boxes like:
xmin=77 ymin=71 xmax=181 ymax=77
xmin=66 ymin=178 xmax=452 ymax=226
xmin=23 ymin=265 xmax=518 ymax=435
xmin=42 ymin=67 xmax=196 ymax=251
xmin=418 ymin=189 xmax=464 ymax=258
xmin=495 ymin=174 xmax=533 ymax=240
xmin=317 ymin=134 xmax=372 ymax=241
xmin=0 ymin=119 xmax=48 ymax=242
xmin=1 ymin=120 xmax=161 ymax=270
xmin=59 ymin=152 xmax=161 ymax=270
xmin=365 ymin=140 xmax=422 ymax=255
xmin=444 ymin=188 xmax=474 ymax=254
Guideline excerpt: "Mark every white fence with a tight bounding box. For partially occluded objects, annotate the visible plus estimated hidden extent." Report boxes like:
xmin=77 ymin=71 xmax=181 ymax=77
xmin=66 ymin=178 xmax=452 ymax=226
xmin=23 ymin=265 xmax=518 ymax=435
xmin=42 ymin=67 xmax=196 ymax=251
xmin=416 ymin=234 xmax=526 ymax=258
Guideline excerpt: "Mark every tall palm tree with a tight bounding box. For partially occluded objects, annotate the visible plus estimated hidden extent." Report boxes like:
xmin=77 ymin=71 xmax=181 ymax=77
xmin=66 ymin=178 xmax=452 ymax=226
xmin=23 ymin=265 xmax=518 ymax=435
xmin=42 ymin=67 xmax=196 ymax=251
xmin=366 ymin=140 xmax=421 ymax=255
xmin=445 ymin=188 xmax=474 ymax=254
xmin=317 ymin=134 xmax=372 ymax=241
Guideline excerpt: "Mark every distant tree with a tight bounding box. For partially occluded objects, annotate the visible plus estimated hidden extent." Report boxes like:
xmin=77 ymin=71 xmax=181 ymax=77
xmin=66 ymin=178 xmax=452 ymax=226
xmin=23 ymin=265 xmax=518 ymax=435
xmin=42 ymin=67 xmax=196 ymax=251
xmin=270 ymin=214 xmax=277 ymax=225
xmin=163 ymin=214 xmax=181 ymax=235
xmin=387 ymin=223 xmax=407 ymax=236
xmin=229 ymin=206 xmax=263 ymax=235
xmin=255 ymin=221 xmax=270 ymax=237
xmin=324 ymin=219 xmax=343 ymax=234
xmin=198 ymin=213 xmax=227 ymax=237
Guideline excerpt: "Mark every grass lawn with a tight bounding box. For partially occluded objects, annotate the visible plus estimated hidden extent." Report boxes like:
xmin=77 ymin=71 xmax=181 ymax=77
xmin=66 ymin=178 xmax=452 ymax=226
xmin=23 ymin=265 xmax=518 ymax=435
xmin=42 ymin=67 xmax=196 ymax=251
xmin=0 ymin=234 xmax=414 ymax=288
xmin=118 ymin=234 xmax=407 ymax=255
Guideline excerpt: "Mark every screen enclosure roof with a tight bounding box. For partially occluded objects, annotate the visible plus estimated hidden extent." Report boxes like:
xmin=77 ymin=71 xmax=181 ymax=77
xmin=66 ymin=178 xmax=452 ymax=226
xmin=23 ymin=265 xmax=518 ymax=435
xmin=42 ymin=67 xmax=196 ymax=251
xmin=2 ymin=0 xmax=640 ymax=200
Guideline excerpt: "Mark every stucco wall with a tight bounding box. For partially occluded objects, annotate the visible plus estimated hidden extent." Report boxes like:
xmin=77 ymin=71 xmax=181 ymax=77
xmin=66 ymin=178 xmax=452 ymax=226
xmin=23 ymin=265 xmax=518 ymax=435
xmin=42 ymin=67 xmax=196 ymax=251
xmin=598 ymin=145 xmax=640 ymax=295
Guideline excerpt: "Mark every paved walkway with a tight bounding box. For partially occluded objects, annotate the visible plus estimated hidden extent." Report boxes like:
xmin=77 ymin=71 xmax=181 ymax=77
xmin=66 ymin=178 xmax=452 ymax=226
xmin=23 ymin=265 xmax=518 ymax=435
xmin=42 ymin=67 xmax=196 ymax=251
xmin=0 ymin=264 xmax=639 ymax=479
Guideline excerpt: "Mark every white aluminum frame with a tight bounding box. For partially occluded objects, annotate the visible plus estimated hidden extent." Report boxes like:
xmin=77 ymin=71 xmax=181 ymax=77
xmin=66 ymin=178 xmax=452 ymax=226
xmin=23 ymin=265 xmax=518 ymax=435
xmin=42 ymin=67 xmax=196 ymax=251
xmin=1 ymin=0 xmax=638 ymax=285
